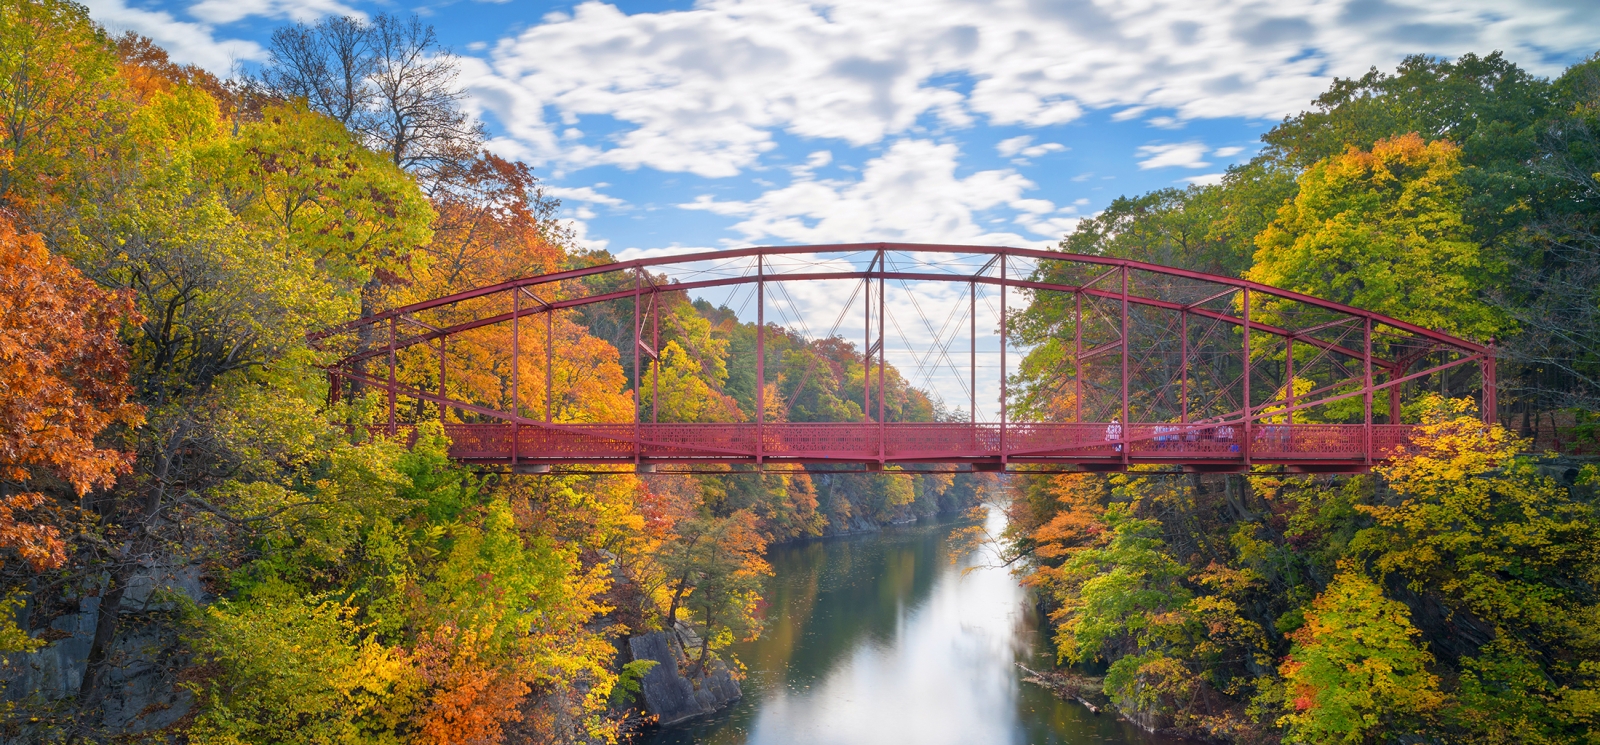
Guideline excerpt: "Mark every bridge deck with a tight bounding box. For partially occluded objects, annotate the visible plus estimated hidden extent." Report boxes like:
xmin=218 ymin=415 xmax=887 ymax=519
xmin=432 ymin=422 xmax=1417 ymax=473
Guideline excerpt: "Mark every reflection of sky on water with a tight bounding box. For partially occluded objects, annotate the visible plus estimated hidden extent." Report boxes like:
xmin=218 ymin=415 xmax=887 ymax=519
xmin=647 ymin=509 xmax=1171 ymax=745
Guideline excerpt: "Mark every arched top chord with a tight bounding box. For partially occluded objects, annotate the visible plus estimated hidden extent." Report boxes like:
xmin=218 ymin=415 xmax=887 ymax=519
xmin=309 ymin=243 xmax=1486 ymax=365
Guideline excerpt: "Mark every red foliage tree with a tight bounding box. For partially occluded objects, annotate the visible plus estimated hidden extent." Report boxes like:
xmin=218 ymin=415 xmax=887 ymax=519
xmin=0 ymin=211 xmax=142 ymax=570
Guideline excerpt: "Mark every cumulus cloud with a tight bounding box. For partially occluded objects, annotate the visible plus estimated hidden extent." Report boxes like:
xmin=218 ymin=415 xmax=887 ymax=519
xmin=544 ymin=185 xmax=627 ymax=207
xmin=561 ymin=217 xmax=611 ymax=252
xmin=458 ymin=0 xmax=1600 ymax=176
xmin=1015 ymin=213 xmax=1082 ymax=238
xmin=1136 ymin=141 xmax=1212 ymax=169
xmin=82 ymin=0 xmax=266 ymax=71
xmin=680 ymin=139 xmax=1042 ymax=247
xmin=613 ymin=245 xmax=721 ymax=261
xmin=997 ymin=135 xmax=1068 ymax=159
xmin=1213 ymin=146 xmax=1246 ymax=157
xmin=187 ymin=0 xmax=363 ymax=25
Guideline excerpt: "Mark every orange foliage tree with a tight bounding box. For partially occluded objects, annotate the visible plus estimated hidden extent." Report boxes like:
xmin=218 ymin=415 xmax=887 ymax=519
xmin=0 ymin=212 xmax=141 ymax=571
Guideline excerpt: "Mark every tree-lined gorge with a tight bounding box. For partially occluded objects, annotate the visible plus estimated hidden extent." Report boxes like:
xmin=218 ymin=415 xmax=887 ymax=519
xmin=0 ymin=2 xmax=1596 ymax=742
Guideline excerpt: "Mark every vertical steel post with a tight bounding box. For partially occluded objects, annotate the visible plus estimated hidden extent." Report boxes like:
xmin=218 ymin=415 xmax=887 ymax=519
xmin=387 ymin=316 xmax=397 ymax=436
xmin=1388 ymin=364 xmax=1402 ymax=424
xmin=651 ymin=291 xmax=659 ymax=425
xmin=1000 ymin=256 xmax=1008 ymax=465
xmin=1483 ymin=344 xmax=1497 ymax=426
xmin=1120 ymin=267 xmax=1129 ymax=466
xmin=970 ymin=280 xmax=976 ymax=425
xmin=1285 ymin=336 xmax=1294 ymax=425
xmin=438 ymin=337 xmax=446 ymax=424
xmin=512 ymin=291 xmax=520 ymax=468
xmin=878 ymin=263 xmax=886 ymax=464
xmin=1180 ymin=310 xmax=1189 ymax=423
xmin=633 ymin=271 xmax=641 ymax=466
xmin=864 ymin=257 xmax=872 ymax=424
xmin=545 ymin=306 xmax=553 ymax=423
xmin=1363 ymin=317 xmax=1374 ymax=466
xmin=1075 ymin=291 xmax=1083 ymax=424
xmin=757 ymin=257 xmax=765 ymax=465
xmin=1242 ymin=287 xmax=1251 ymax=467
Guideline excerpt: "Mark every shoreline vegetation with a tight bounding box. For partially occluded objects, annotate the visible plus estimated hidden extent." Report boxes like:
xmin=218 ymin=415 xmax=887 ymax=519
xmin=0 ymin=2 xmax=1597 ymax=743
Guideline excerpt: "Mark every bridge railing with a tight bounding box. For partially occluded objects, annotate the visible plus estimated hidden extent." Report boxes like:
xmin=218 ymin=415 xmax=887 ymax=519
xmin=422 ymin=421 xmax=1424 ymax=469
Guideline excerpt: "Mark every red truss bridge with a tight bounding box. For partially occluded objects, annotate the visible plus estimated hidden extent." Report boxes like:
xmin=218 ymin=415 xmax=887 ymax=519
xmin=309 ymin=244 xmax=1495 ymax=474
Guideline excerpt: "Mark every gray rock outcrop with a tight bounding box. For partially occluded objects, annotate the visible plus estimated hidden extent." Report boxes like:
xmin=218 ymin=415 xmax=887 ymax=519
xmin=1 ymin=556 xmax=203 ymax=736
xmin=627 ymin=629 xmax=740 ymax=726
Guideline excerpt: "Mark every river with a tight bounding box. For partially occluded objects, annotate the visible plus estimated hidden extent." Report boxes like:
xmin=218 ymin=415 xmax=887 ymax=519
xmin=643 ymin=507 xmax=1177 ymax=745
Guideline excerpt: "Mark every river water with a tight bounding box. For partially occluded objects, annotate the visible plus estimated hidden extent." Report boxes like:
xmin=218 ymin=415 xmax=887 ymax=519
xmin=644 ymin=508 xmax=1175 ymax=745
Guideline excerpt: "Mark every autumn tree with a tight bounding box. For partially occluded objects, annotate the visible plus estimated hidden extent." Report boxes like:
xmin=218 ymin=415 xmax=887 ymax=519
xmin=1247 ymin=133 xmax=1503 ymax=340
xmin=0 ymin=212 xmax=140 ymax=647
xmin=655 ymin=511 xmax=770 ymax=670
xmin=220 ymin=101 xmax=434 ymax=294
xmin=1357 ymin=396 xmax=1600 ymax=741
xmin=1046 ymin=503 xmax=1200 ymax=710
xmin=411 ymin=154 xmax=567 ymax=299
xmin=643 ymin=341 xmax=744 ymax=423
xmin=0 ymin=0 xmax=122 ymax=208
xmin=1275 ymin=567 xmax=1444 ymax=743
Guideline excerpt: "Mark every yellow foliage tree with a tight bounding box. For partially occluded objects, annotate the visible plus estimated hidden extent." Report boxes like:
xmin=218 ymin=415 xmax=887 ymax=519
xmin=1248 ymin=133 xmax=1503 ymax=340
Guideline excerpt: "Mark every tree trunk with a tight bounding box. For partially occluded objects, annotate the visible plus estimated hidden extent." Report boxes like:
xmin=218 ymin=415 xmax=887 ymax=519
xmin=695 ymin=629 xmax=711 ymax=679
xmin=667 ymin=574 xmax=689 ymax=627
xmin=77 ymin=555 xmax=133 ymax=704
xmin=80 ymin=428 xmax=182 ymax=711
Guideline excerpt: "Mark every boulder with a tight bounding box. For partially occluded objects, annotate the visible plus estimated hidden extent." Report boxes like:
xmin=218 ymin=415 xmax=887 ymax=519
xmin=627 ymin=630 xmax=740 ymax=726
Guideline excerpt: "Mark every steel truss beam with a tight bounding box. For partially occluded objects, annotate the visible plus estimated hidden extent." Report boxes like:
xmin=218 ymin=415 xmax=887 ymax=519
xmin=317 ymin=243 xmax=1494 ymax=473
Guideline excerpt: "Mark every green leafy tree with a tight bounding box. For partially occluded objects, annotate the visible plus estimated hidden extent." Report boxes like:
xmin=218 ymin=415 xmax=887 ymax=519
xmin=642 ymin=341 xmax=744 ymax=423
xmin=1275 ymin=567 xmax=1444 ymax=744
xmin=0 ymin=0 xmax=122 ymax=206
xmin=1248 ymin=133 xmax=1504 ymax=340
xmin=216 ymin=102 xmax=434 ymax=300
xmin=657 ymin=511 xmax=771 ymax=673
xmin=1047 ymin=503 xmax=1199 ymax=713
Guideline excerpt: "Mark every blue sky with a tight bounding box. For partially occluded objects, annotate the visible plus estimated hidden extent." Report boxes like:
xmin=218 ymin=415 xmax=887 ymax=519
xmin=75 ymin=0 xmax=1600 ymax=417
xmin=81 ymin=0 xmax=1600 ymax=261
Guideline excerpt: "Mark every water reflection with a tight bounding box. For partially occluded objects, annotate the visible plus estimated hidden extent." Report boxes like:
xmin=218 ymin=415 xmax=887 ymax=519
xmin=645 ymin=510 xmax=1174 ymax=745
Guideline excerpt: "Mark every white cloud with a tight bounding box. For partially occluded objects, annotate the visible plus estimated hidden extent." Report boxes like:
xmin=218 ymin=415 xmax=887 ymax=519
xmin=1016 ymin=214 xmax=1082 ymax=238
xmin=1183 ymin=172 xmax=1227 ymax=185
xmin=613 ymin=245 xmax=719 ymax=261
xmin=1021 ymin=142 xmax=1067 ymax=157
xmin=1010 ymin=198 xmax=1056 ymax=215
xmin=1136 ymin=141 xmax=1212 ymax=169
xmin=458 ymin=0 xmax=1600 ymax=176
xmin=786 ymin=150 xmax=835 ymax=178
xmin=1213 ymin=146 xmax=1245 ymax=157
xmin=996 ymin=136 xmax=1035 ymax=157
xmin=545 ymin=185 xmax=627 ymax=207
xmin=562 ymin=217 xmax=610 ymax=252
xmin=82 ymin=0 xmax=266 ymax=71
xmin=999 ymin=135 xmax=1068 ymax=160
xmin=1111 ymin=106 xmax=1151 ymax=121
xmin=680 ymin=139 xmax=1041 ymax=247
xmin=186 ymin=0 xmax=362 ymax=25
